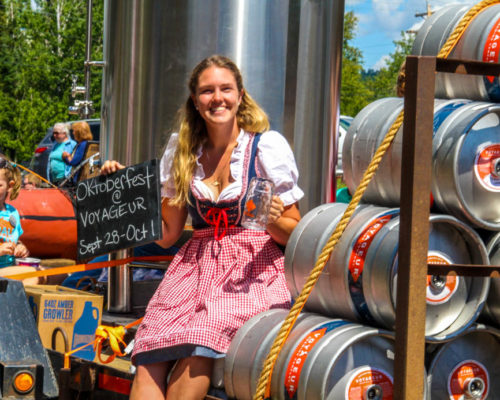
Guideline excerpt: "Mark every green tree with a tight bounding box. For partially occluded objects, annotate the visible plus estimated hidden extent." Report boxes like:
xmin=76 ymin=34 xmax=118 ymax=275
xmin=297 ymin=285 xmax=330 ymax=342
xmin=340 ymin=11 xmax=373 ymax=118
xmin=0 ymin=0 xmax=103 ymax=162
xmin=365 ymin=31 xmax=415 ymax=101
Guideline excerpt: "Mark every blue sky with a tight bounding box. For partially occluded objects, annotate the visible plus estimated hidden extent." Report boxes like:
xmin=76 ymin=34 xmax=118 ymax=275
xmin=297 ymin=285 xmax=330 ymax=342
xmin=346 ymin=0 xmax=476 ymax=70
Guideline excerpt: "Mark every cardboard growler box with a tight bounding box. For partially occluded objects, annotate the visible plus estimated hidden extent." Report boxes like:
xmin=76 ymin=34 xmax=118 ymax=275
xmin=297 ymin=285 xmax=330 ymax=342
xmin=24 ymin=285 xmax=104 ymax=361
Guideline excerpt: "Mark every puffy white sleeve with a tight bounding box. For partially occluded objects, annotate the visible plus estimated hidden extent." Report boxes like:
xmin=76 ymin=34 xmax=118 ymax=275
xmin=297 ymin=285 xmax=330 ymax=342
xmin=159 ymin=133 xmax=179 ymax=198
xmin=257 ymin=130 xmax=304 ymax=206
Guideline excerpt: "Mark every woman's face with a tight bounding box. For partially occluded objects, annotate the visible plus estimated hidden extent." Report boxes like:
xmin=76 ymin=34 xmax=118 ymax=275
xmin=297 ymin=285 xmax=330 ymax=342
xmin=53 ymin=129 xmax=68 ymax=144
xmin=0 ymin=170 xmax=12 ymax=202
xmin=192 ymin=66 xmax=243 ymax=130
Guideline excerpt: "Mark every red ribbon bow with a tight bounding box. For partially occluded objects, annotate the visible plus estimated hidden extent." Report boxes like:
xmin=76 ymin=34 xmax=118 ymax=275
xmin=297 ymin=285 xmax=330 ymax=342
xmin=206 ymin=207 xmax=230 ymax=240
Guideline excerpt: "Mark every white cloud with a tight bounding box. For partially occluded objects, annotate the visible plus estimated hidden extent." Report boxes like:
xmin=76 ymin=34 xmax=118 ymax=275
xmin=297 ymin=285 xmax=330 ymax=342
xmin=432 ymin=0 xmax=475 ymax=8
xmin=372 ymin=55 xmax=390 ymax=71
xmin=345 ymin=0 xmax=365 ymax=5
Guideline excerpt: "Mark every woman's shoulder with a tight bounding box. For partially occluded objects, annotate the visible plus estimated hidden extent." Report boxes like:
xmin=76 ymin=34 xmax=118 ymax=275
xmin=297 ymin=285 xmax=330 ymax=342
xmin=257 ymin=130 xmax=292 ymax=152
xmin=163 ymin=133 xmax=179 ymax=153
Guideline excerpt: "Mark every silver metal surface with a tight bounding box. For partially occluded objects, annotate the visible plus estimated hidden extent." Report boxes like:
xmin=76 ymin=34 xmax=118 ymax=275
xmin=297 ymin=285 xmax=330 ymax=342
xmin=106 ymin=249 xmax=132 ymax=312
xmin=101 ymin=0 xmax=344 ymax=212
xmin=298 ymin=325 xmax=396 ymax=400
xmin=224 ymin=309 xmax=289 ymax=400
xmin=366 ymin=214 xmax=489 ymax=341
xmin=286 ymin=204 xmax=490 ymax=341
xmin=284 ymin=202 xmax=349 ymax=299
xmin=432 ymin=103 xmax=500 ymax=230
xmin=412 ymin=4 xmax=500 ymax=101
xmin=101 ymin=0 xmax=345 ymax=310
xmin=482 ymin=232 xmax=500 ymax=327
xmin=427 ymin=326 xmax=500 ymax=399
xmin=290 ymin=0 xmax=345 ymax=207
xmin=343 ymin=97 xmax=500 ymax=229
xmin=272 ymin=314 xmax=359 ymax=400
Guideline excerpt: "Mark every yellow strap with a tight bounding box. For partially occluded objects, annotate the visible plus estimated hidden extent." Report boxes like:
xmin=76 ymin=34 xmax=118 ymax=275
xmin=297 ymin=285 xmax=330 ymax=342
xmin=253 ymin=1 xmax=500 ymax=398
xmin=14 ymin=163 xmax=58 ymax=189
xmin=94 ymin=325 xmax=127 ymax=364
xmin=2 ymin=255 xmax=174 ymax=281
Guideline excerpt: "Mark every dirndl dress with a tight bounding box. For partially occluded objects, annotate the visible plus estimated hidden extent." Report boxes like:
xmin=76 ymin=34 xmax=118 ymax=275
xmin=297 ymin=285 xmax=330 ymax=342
xmin=132 ymin=133 xmax=292 ymax=365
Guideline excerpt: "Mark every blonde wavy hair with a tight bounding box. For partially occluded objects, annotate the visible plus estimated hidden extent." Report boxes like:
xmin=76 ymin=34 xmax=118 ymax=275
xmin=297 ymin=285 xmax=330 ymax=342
xmin=170 ymin=55 xmax=270 ymax=206
xmin=0 ymin=154 xmax=21 ymax=200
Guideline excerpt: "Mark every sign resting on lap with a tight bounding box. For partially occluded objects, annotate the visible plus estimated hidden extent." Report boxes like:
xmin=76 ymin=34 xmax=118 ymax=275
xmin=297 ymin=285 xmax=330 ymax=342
xmin=76 ymin=159 xmax=162 ymax=261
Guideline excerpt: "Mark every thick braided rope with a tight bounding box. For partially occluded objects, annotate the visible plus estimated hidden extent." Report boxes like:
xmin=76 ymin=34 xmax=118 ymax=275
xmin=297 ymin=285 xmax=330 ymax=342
xmin=438 ymin=0 xmax=500 ymax=59
xmin=253 ymin=1 xmax=498 ymax=399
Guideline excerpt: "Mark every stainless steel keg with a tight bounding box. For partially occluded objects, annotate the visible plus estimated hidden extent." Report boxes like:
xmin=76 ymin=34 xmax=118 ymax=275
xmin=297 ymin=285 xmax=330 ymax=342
xmin=481 ymin=232 xmax=500 ymax=328
xmin=412 ymin=4 xmax=500 ymax=101
xmin=285 ymin=204 xmax=490 ymax=341
xmin=224 ymin=309 xmax=290 ymax=400
xmin=427 ymin=325 xmax=500 ymax=399
xmin=224 ymin=310 xmax=403 ymax=400
xmin=284 ymin=202 xmax=350 ymax=298
xmin=343 ymin=97 xmax=500 ymax=230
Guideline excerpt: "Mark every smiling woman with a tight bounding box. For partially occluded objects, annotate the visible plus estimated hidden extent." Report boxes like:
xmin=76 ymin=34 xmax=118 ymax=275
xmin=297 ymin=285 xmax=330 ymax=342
xmin=101 ymin=54 xmax=304 ymax=400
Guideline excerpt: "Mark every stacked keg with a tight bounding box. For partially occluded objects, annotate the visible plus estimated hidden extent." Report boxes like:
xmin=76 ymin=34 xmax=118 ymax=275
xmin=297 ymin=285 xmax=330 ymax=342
xmin=222 ymin=3 xmax=500 ymax=399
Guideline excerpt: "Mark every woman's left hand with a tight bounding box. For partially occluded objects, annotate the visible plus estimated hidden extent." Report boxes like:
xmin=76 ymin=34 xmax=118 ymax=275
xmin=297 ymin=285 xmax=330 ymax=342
xmin=267 ymin=195 xmax=285 ymax=224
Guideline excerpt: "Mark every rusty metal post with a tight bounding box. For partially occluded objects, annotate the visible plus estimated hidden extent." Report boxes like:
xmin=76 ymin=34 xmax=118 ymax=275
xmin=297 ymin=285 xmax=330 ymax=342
xmin=394 ymin=55 xmax=436 ymax=399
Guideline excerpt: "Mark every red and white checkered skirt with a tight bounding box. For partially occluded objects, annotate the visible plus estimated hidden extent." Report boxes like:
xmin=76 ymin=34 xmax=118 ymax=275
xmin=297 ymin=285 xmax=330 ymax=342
xmin=131 ymin=226 xmax=291 ymax=363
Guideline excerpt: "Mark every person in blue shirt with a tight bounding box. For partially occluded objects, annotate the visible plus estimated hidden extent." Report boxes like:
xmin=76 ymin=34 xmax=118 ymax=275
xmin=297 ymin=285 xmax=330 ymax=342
xmin=47 ymin=123 xmax=77 ymax=185
xmin=62 ymin=121 xmax=93 ymax=185
xmin=0 ymin=155 xmax=42 ymax=285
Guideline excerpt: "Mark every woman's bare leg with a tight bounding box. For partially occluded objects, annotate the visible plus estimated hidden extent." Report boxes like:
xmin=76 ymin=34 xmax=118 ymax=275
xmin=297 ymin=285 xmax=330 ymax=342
xmin=130 ymin=361 xmax=173 ymax=400
xmin=166 ymin=356 xmax=214 ymax=400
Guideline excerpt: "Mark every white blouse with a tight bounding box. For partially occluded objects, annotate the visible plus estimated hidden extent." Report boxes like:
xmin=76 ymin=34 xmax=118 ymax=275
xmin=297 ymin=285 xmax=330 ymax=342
xmin=159 ymin=129 xmax=304 ymax=206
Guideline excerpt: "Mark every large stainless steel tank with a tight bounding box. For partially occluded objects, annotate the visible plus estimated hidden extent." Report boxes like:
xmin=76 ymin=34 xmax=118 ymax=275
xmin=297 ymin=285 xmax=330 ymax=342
xmin=101 ymin=0 xmax=344 ymax=311
xmin=101 ymin=0 xmax=345 ymax=212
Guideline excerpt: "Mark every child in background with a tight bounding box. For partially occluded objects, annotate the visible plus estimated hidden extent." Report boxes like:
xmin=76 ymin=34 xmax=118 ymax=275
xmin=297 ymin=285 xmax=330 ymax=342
xmin=0 ymin=155 xmax=39 ymax=284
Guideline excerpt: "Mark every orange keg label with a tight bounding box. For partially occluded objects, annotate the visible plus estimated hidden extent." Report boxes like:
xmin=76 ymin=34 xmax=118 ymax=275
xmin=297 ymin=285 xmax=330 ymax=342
xmin=448 ymin=360 xmax=489 ymax=400
xmin=426 ymin=253 xmax=459 ymax=305
xmin=346 ymin=367 xmax=393 ymax=399
xmin=348 ymin=211 xmax=398 ymax=282
xmin=483 ymin=17 xmax=500 ymax=83
xmin=284 ymin=320 xmax=351 ymax=399
xmin=474 ymin=144 xmax=500 ymax=192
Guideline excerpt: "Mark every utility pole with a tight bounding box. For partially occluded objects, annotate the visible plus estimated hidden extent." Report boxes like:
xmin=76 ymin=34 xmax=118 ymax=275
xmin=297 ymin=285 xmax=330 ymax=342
xmin=415 ymin=1 xmax=433 ymax=18
xmin=407 ymin=1 xmax=433 ymax=34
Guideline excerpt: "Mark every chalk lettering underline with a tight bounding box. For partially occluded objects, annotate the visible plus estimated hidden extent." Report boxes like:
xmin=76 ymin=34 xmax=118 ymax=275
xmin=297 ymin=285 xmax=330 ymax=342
xmin=76 ymin=165 xmax=155 ymax=201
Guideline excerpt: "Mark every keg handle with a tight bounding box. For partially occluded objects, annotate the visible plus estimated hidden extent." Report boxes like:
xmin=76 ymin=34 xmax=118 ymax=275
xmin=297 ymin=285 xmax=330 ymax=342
xmin=491 ymin=158 xmax=500 ymax=178
xmin=364 ymin=384 xmax=383 ymax=400
xmin=464 ymin=377 xmax=485 ymax=399
xmin=429 ymin=275 xmax=446 ymax=292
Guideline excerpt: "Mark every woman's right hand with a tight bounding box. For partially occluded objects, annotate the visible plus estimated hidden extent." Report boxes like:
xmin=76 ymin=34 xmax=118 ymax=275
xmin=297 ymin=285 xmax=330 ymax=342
xmin=101 ymin=160 xmax=126 ymax=175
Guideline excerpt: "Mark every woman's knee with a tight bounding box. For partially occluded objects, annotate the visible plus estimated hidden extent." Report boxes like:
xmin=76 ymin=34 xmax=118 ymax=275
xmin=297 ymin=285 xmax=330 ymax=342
xmin=132 ymin=362 xmax=172 ymax=393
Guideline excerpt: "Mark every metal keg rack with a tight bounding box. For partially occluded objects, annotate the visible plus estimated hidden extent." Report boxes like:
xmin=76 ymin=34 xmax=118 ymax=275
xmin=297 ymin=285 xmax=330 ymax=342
xmin=394 ymin=55 xmax=500 ymax=399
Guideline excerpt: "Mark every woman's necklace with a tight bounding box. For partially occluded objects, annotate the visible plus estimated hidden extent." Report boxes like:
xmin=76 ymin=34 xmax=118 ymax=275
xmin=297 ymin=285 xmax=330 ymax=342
xmin=206 ymin=141 xmax=237 ymax=188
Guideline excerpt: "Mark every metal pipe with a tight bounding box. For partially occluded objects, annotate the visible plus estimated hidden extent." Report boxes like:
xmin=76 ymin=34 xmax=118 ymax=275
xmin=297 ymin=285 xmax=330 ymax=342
xmin=325 ymin=0 xmax=344 ymax=203
xmin=83 ymin=0 xmax=93 ymax=118
xmin=107 ymin=249 xmax=133 ymax=313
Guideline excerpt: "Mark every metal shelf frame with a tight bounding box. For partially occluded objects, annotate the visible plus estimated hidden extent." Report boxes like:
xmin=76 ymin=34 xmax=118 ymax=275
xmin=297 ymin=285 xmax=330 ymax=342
xmin=395 ymin=55 xmax=500 ymax=398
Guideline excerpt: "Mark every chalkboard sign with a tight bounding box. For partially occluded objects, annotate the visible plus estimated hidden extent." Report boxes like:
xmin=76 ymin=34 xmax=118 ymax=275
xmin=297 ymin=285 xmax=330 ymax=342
xmin=76 ymin=159 xmax=162 ymax=261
